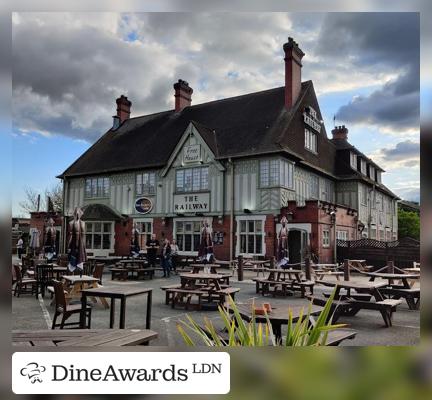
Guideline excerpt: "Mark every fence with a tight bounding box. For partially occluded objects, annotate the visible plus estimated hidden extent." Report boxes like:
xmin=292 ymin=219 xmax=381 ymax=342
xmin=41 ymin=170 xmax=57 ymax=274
xmin=336 ymin=237 xmax=420 ymax=268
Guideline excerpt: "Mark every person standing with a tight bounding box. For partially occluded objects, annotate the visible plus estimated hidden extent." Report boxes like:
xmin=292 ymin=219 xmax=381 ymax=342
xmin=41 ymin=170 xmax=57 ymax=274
xmin=161 ymin=238 xmax=172 ymax=278
xmin=17 ymin=235 xmax=24 ymax=259
xmin=146 ymin=233 xmax=159 ymax=268
xmin=170 ymin=239 xmax=180 ymax=274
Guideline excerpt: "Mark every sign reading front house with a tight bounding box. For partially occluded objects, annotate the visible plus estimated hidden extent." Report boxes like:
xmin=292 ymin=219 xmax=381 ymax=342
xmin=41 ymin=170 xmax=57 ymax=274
xmin=174 ymin=193 xmax=210 ymax=213
xmin=183 ymin=144 xmax=201 ymax=163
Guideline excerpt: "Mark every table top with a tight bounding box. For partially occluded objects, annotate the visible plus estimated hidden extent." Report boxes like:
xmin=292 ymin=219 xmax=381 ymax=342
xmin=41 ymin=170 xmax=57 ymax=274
xmin=403 ymin=268 xmax=420 ymax=273
xmin=318 ymin=280 xmax=388 ymax=290
xmin=180 ymin=273 xmax=223 ymax=280
xmin=80 ymin=286 xmax=153 ymax=297
xmin=12 ymin=329 xmax=157 ymax=347
xmin=119 ymin=259 xmax=147 ymax=263
xmin=62 ymin=275 xmax=99 ymax=283
xmin=190 ymin=263 xmax=223 ymax=268
xmin=245 ymin=260 xmax=269 ymax=265
xmin=266 ymin=268 xmax=302 ymax=273
xmin=229 ymin=302 xmax=322 ymax=322
xmin=349 ymin=260 xmax=366 ymax=263
xmin=367 ymin=272 xmax=420 ymax=279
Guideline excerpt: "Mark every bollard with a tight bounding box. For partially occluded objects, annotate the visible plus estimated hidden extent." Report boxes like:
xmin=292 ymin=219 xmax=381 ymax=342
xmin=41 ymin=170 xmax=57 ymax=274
xmin=343 ymin=259 xmax=350 ymax=281
xmin=387 ymin=260 xmax=394 ymax=274
xmin=237 ymin=255 xmax=244 ymax=281
xmin=305 ymin=257 xmax=311 ymax=281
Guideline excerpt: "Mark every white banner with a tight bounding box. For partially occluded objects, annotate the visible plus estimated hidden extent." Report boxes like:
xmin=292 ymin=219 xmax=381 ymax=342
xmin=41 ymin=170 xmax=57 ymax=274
xmin=12 ymin=352 xmax=230 ymax=394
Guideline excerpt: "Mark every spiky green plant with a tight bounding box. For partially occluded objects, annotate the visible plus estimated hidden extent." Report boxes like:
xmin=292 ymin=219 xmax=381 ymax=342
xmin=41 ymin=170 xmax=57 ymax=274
xmin=176 ymin=289 xmax=346 ymax=346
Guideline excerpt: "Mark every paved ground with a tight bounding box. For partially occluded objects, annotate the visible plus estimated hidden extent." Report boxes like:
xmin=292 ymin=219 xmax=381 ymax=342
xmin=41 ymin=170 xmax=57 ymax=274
xmin=11 ymin=264 xmax=420 ymax=346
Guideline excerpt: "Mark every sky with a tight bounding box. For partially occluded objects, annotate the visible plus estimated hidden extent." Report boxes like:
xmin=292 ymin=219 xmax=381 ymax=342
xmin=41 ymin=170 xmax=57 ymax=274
xmin=11 ymin=12 xmax=420 ymax=217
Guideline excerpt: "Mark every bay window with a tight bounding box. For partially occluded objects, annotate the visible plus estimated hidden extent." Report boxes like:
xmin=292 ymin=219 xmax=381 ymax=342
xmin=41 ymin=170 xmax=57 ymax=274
xmin=260 ymin=159 xmax=294 ymax=189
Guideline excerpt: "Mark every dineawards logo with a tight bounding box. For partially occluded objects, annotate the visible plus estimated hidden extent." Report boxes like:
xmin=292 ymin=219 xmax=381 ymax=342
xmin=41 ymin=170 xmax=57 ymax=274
xmin=20 ymin=362 xmax=47 ymax=384
xmin=12 ymin=352 xmax=230 ymax=394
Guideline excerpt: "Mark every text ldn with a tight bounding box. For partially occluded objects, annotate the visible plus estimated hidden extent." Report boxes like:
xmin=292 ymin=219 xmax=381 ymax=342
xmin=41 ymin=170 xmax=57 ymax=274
xmin=52 ymin=364 xmax=188 ymax=382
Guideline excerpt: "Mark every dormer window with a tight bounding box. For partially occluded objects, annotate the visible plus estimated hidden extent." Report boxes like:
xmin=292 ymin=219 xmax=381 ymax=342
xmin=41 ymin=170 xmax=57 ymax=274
xmin=376 ymin=170 xmax=382 ymax=183
xmin=360 ymin=159 xmax=367 ymax=175
xmin=369 ymin=165 xmax=375 ymax=180
xmin=350 ymin=152 xmax=357 ymax=170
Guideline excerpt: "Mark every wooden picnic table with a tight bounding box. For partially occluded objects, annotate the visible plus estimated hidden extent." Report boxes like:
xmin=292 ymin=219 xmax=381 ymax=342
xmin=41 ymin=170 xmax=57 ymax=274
xmin=79 ymin=286 xmax=153 ymax=329
xmin=62 ymin=275 xmax=109 ymax=308
xmin=266 ymin=268 xmax=303 ymax=282
xmin=227 ymin=302 xmax=323 ymax=343
xmin=12 ymin=329 xmax=157 ymax=347
xmin=180 ymin=273 xmax=223 ymax=291
xmin=190 ymin=263 xmax=224 ymax=274
xmin=316 ymin=279 xmax=403 ymax=326
xmin=118 ymin=259 xmax=149 ymax=268
xmin=366 ymin=272 xmax=420 ymax=289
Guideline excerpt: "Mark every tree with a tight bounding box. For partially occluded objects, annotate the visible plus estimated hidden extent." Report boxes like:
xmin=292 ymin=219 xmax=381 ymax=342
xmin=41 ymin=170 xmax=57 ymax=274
xmin=398 ymin=208 xmax=420 ymax=240
xmin=18 ymin=183 xmax=63 ymax=216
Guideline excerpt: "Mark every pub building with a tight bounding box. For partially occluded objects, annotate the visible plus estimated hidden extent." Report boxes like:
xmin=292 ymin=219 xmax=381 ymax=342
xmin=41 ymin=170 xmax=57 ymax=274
xmin=58 ymin=37 xmax=399 ymax=263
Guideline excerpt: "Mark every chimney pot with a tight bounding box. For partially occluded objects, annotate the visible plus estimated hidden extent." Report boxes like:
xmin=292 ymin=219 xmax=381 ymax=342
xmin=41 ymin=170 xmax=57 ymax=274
xmin=174 ymin=79 xmax=193 ymax=112
xmin=332 ymin=125 xmax=349 ymax=140
xmin=283 ymin=37 xmax=305 ymax=109
xmin=116 ymin=95 xmax=132 ymax=124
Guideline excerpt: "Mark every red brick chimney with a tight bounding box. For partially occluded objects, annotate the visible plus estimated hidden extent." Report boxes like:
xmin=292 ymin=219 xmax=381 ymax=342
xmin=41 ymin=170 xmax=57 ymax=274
xmin=331 ymin=125 xmax=349 ymax=140
xmin=116 ymin=95 xmax=132 ymax=123
xmin=283 ymin=37 xmax=305 ymax=109
xmin=174 ymin=79 xmax=193 ymax=112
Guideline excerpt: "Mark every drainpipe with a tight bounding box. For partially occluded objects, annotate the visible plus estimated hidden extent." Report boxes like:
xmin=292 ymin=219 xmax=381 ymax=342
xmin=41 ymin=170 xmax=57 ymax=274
xmin=229 ymin=158 xmax=235 ymax=267
xmin=61 ymin=178 xmax=67 ymax=254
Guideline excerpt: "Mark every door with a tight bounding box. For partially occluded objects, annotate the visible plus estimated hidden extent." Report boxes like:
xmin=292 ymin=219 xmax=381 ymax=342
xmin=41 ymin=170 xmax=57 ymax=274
xmin=288 ymin=230 xmax=302 ymax=264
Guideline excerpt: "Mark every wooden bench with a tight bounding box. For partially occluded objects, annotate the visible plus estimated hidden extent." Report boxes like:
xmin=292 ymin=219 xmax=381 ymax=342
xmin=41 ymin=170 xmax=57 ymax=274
xmin=379 ymin=287 xmax=420 ymax=310
xmin=135 ymin=268 xmax=155 ymax=280
xmin=290 ymin=280 xmax=314 ymax=297
xmin=323 ymin=329 xmax=357 ymax=346
xmin=260 ymin=280 xmax=295 ymax=297
xmin=307 ymin=296 xmax=354 ymax=323
xmin=165 ymin=288 xmax=207 ymax=310
xmin=111 ymin=268 xmax=129 ymax=280
xmin=315 ymin=271 xmax=343 ymax=280
xmin=215 ymin=287 xmax=240 ymax=303
xmin=160 ymin=284 xmax=182 ymax=304
xmin=252 ymin=277 xmax=266 ymax=294
xmin=347 ymin=298 xmax=402 ymax=327
xmin=323 ymin=291 xmax=372 ymax=302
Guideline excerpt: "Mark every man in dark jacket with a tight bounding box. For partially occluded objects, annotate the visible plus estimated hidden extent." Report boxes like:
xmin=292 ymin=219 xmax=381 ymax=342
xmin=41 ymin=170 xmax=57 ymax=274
xmin=146 ymin=234 xmax=159 ymax=268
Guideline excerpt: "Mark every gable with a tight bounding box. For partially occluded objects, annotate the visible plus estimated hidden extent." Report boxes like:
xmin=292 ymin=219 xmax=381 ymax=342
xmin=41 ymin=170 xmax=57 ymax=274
xmin=161 ymin=122 xmax=225 ymax=177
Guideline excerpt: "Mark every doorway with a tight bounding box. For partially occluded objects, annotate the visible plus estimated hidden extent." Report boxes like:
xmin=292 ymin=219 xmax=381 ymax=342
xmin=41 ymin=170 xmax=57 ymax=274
xmin=288 ymin=229 xmax=309 ymax=264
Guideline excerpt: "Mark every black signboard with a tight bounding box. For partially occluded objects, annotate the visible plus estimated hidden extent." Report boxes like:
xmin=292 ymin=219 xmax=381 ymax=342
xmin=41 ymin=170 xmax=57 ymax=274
xmin=135 ymin=197 xmax=153 ymax=214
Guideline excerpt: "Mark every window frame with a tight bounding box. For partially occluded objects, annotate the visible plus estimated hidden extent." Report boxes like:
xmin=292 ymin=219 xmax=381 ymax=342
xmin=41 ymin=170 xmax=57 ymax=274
xmin=133 ymin=218 xmax=153 ymax=252
xmin=235 ymin=215 xmax=266 ymax=256
xmin=260 ymin=159 xmax=294 ymax=189
xmin=322 ymin=229 xmax=330 ymax=248
xmin=135 ymin=172 xmax=156 ymax=196
xmin=175 ymin=166 xmax=209 ymax=193
xmin=84 ymin=177 xmax=110 ymax=198
xmin=85 ymin=221 xmax=114 ymax=251
xmin=304 ymin=128 xmax=317 ymax=153
xmin=350 ymin=152 xmax=357 ymax=170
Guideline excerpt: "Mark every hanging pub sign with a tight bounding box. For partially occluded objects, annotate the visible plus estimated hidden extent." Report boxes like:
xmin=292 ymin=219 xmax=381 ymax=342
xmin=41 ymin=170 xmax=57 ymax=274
xmin=183 ymin=144 xmax=202 ymax=163
xmin=135 ymin=197 xmax=153 ymax=214
xmin=173 ymin=193 xmax=210 ymax=213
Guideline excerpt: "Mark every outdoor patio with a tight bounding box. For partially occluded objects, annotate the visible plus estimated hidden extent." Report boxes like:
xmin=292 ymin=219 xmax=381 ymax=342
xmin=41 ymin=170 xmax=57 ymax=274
xmin=11 ymin=257 xmax=420 ymax=346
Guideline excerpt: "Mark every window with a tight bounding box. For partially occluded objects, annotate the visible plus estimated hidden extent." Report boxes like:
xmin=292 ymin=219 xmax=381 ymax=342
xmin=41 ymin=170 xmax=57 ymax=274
xmin=321 ymin=180 xmax=333 ymax=202
xmin=379 ymin=229 xmax=385 ymax=241
xmin=176 ymin=167 xmax=209 ymax=192
xmin=237 ymin=218 xmax=265 ymax=255
xmin=360 ymin=160 xmax=367 ymax=175
xmin=305 ymin=128 xmax=317 ymax=153
xmin=85 ymin=177 xmax=110 ymax=198
xmin=376 ymin=170 xmax=382 ymax=183
xmin=360 ymin=185 xmax=368 ymax=205
xmin=350 ymin=152 xmax=357 ymax=170
xmin=134 ymin=220 xmax=153 ymax=251
xmin=376 ymin=194 xmax=383 ymax=211
xmin=336 ymin=230 xmax=348 ymax=240
xmin=322 ymin=230 xmax=330 ymax=247
xmin=175 ymin=220 xmax=202 ymax=253
xmin=136 ymin=172 xmax=156 ymax=195
xmin=369 ymin=165 xmax=375 ymax=180
xmin=85 ymin=222 xmax=112 ymax=250
xmin=310 ymin=175 xmax=319 ymax=199
xmin=260 ymin=159 xmax=294 ymax=188
xmin=370 ymin=228 xmax=376 ymax=239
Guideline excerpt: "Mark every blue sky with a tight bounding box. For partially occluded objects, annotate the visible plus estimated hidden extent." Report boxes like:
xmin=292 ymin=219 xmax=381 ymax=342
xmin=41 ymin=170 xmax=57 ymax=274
xmin=11 ymin=12 xmax=420 ymax=216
